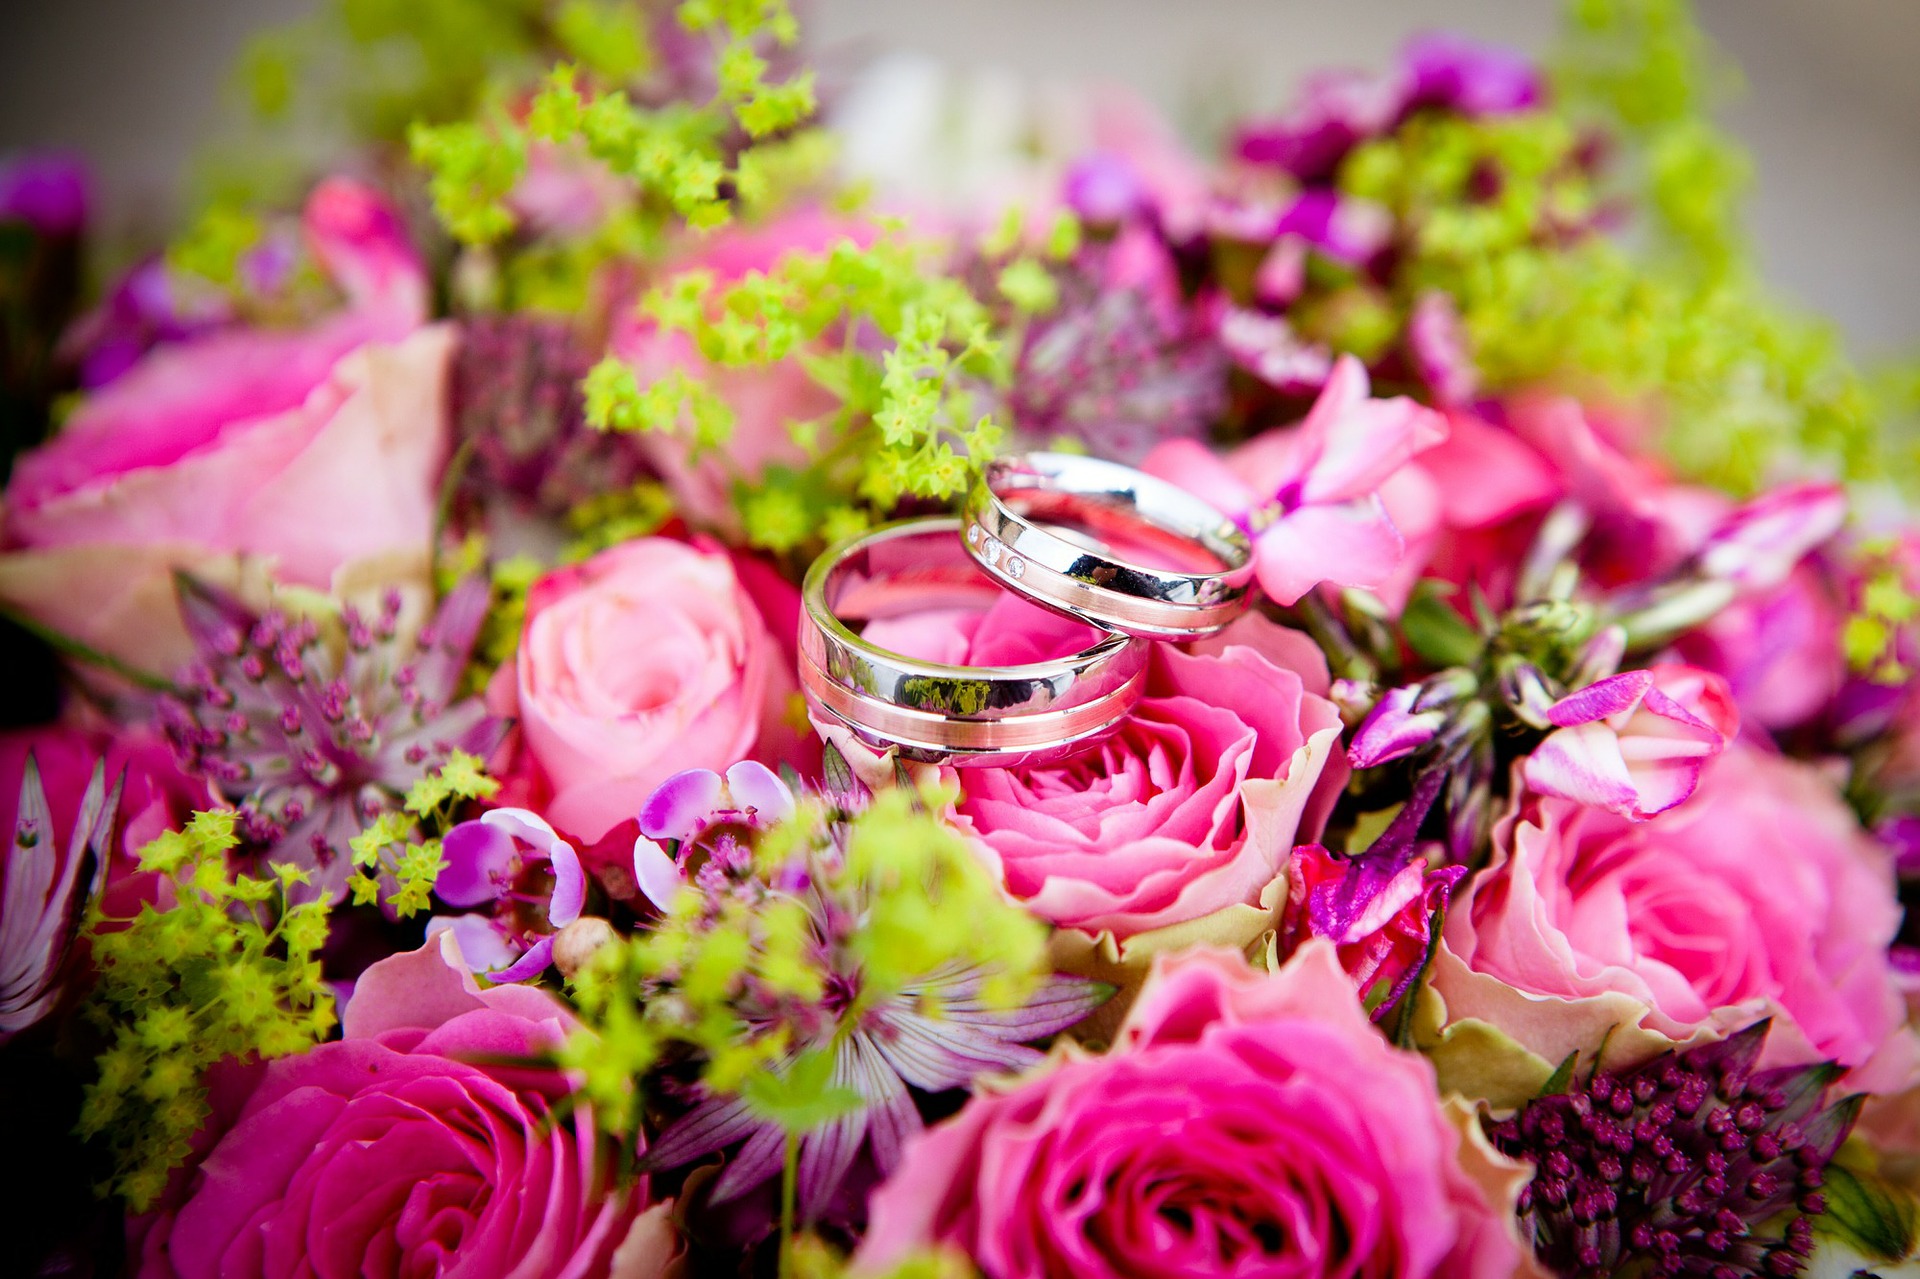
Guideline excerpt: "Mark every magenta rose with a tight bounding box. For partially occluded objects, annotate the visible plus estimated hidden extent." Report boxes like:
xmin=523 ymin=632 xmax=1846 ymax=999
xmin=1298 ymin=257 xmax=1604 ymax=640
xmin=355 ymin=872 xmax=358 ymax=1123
xmin=0 ymin=176 xmax=445 ymax=679
xmin=949 ymin=612 xmax=1343 ymax=940
xmin=859 ymin=942 xmax=1525 ymax=1279
xmin=498 ymin=536 xmax=799 ymax=844
xmin=136 ymin=933 xmax=676 ymax=1278
xmin=1442 ymin=744 xmax=1916 ymax=1091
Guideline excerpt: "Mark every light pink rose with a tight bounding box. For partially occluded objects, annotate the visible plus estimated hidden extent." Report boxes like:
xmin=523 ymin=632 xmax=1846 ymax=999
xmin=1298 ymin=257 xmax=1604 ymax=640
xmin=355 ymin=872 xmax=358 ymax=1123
xmin=0 ymin=177 xmax=444 ymax=678
xmin=1448 ymin=744 xmax=1914 ymax=1090
xmin=501 ymin=536 xmax=797 ymax=844
xmin=859 ymin=942 xmax=1525 ymax=1279
xmin=1143 ymin=354 xmax=1449 ymax=606
xmin=135 ymin=933 xmax=675 ymax=1278
xmin=950 ymin=612 xmax=1344 ymax=939
xmin=610 ymin=210 xmax=871 ymax=531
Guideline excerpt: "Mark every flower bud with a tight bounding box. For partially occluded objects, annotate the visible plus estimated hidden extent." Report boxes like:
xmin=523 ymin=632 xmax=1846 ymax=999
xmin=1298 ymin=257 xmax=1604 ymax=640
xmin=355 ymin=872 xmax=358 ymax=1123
xmin=551 ymin=916 xmax=618 ymax=980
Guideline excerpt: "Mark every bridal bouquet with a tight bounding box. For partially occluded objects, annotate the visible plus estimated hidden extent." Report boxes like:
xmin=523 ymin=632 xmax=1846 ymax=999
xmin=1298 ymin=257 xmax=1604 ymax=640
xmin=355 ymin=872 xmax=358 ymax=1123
xmin=5 ymin=0 xmax=1920 ymax=1275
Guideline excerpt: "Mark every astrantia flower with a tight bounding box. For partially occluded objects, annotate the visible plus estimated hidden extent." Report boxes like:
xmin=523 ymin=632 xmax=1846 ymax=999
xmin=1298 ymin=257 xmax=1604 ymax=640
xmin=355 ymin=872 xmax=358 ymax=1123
xmin=161 ymin=578 xmax=500 ymax=902
xmin=427 ymin=807 xmax=587 ymax=982
xmin=1485 ymin=1021 xmax=1858 ymax=1279
xmin=0 ymin=755 xmax=118 ymax=1041
xmin=632 ymin=764 xmax=1109 ymax=1221
xmin=1002 ymin=228 xmax=1226 ymax=463
xmin=451 ymin=314 xmax=652 ymax=518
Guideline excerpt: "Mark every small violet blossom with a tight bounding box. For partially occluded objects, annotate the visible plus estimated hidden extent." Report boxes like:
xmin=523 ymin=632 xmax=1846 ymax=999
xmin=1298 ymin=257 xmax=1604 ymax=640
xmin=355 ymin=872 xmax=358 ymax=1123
xmin=1145 ymin=353 xmax=1449 ymax=605
xmin=429 ymin=808 xmax=586 ymax=982
xmin=1523 ymin=665 xmax=1739 ymax=820
xmin=631 ymin=760 xmax=796 ymax=910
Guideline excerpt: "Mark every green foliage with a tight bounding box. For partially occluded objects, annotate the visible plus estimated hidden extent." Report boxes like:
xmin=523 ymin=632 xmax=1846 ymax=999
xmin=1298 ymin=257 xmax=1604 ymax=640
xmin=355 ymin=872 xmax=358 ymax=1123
xmin=1819 ymin=1144 xmax=1920 ymax=1263
xmin=590 ymin=232 xmax=1010 ymax=552
xmin=1844 ymin=538 xmax=1918 ymax=683
xmin=560 ymin=785 xmax=1050 ymax=1135
xmin=1329 ymin=7 xmax=1893 ymax=496
xmin=79 ymin=812 xmax=336 ymax=1210
xmin=409 ymin=0 xmax=819 ymax=247
xmin=344 ymin=751 xmax=500 ymax=916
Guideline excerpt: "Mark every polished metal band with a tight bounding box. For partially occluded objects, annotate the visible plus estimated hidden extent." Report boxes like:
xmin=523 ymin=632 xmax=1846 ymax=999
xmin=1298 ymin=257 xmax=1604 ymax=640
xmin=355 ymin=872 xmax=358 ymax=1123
xmin=799 ymin=518 xmax=1148 ymax=766
xmin=962 ymin=452 xmax=1254 ymax=640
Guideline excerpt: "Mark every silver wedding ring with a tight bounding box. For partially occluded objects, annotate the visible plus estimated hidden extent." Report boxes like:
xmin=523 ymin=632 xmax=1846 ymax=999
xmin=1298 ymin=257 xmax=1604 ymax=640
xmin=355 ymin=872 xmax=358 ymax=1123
xmin=799 ymin=518 xmax=1149 ymax=767
xmin=963 ymin=452 xmax=1253 ymax=640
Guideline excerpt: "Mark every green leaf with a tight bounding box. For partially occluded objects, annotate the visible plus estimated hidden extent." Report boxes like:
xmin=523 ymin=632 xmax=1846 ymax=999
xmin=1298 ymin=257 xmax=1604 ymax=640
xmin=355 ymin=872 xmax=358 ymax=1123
xmin=1539 ymin=1050 xmax=1579 ymax=1098
xmin=1402 ymin=586 xmax=1484 ymax=669
xmin=1820 ymin=1156 xmax=1920 ymax=1263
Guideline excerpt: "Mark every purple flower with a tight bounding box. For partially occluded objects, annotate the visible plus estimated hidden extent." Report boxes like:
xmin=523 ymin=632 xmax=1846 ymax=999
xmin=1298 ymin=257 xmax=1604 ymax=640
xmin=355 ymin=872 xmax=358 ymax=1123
xmin=63 ymin=256 xmax=235 ymax=389
xmin=631 ymin=765 xmax=1109 ymax=1221
xmin=1400 ymin=32 xmax=1544 ymax=117
xmin=0 ymin=152 xmax=91 ymax=237
xmin=1235 ymin=35 xmax=1541 ymax=183
xmin=0 ymin=754 xmax=119 ymax=1041
xmin=1523 ymin=665 xmax=1739 ymax=820
xmin=1485 ymin=1021 xmax=1858 ymax=1279
xmin=161 ymin=578 xmax=501 ymax=902
xmin=1004 ymin=234 xmax=1227 ymax=464
xmin=1693 ymin=483 xmax=1848 ymax=593
xmin=427 ymin=807 xmax=587 ymax=982
xmin=451 ymin=314 xmax=654 ymax=518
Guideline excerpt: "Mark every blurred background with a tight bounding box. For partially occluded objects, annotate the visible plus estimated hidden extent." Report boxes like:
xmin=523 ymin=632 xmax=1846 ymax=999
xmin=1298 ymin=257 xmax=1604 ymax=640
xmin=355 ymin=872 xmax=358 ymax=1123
xmin=1 ymin=0 xmax=1915 ymax=357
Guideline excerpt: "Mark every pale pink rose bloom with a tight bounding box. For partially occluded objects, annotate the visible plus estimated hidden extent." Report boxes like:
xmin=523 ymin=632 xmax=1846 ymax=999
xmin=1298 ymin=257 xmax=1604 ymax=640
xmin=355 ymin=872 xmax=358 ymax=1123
xmin=950 ymin=612 xmax=1344 ymax=939
xmin=503 ymin=537 xmax=794 ymax=844
xmin=859 ymin=942 xmax=1525 ymax=1279
xmin=1450 ymin=744 xmax=1914 ymax=1090
xmin=0 ymin=177 xmax=443 ymax=678
xmin=1523 ymin=664 xmax=1739 ymax=819
xmin=135 ymin=932 xmax=676 ymax=1278
xmin=609 ymin=211 xmax=871 ymax=532
xmin=1143 ymin=354 xmax=1448 ymax=605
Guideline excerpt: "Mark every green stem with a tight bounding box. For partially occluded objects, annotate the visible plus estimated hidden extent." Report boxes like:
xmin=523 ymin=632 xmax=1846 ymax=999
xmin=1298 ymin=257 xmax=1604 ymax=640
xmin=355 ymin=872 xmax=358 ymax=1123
xmin=0 ymin=605 xmax=181 ymax=694
xmin=779 ymin=1129 xmax=799 ymax=1279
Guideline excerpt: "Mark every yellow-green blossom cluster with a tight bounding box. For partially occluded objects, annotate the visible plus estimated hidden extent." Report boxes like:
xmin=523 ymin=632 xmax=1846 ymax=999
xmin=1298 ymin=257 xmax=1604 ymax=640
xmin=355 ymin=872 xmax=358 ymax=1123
xmin=78 ymin=812 xmax=336 ymax=1210
xmin=410 ymin=0 xmax=817 ymax=247
xmin=345 ymin=750 xmax=501 ymax=915
xmin=560 ymin=785 xmax=1048 ymax=1135
xmin=587 ymin=232 xmax=1010 ymax=552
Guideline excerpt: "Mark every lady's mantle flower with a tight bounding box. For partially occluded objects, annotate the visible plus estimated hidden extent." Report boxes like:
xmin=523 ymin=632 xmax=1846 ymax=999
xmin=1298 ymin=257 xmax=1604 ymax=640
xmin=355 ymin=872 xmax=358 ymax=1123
xmin=632 ymin=763 xmax=1109 ymax=1220
xmin=161 ymin=578 xmax=500 ymax=902
xmin=428 ymin=807 xmax=587 ymax=982
xmin=1485 ymin=1021 xmax=1857 ymax=1279
xmin=0 ymin=755 xmax=118 ymax=1040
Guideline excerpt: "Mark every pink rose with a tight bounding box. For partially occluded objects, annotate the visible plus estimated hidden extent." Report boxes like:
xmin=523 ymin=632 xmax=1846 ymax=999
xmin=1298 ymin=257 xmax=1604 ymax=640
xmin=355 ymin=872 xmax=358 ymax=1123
xmin=1446 ymin=744 xmax=1914 ymax=1090
xmin=500 ymin=536 xmax=798 ymax=844
xmin=0 ymin=177 xmax=444 ymax=678
xmin=859 ymin=942 xmax=1525 ymax=1279
xmin=950 ymin=612 xmax=1344 ymax=939
xmin=136 ymin=933 xmax=675 ymax=1278
xmin=610 ymin=210 xmax=870 ymax=531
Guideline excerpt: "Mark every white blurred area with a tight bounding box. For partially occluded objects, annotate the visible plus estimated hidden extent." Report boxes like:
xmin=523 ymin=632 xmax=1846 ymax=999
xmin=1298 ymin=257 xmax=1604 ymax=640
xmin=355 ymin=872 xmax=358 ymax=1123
xmin=1 ymin=0 xmax=1915 ymax=355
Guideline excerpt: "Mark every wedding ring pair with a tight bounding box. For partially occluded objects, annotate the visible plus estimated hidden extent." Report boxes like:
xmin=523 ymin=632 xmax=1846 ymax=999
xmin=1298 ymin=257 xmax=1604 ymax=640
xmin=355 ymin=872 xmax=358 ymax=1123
xmin=798 ymin=453 xmax=1255 ymax=766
